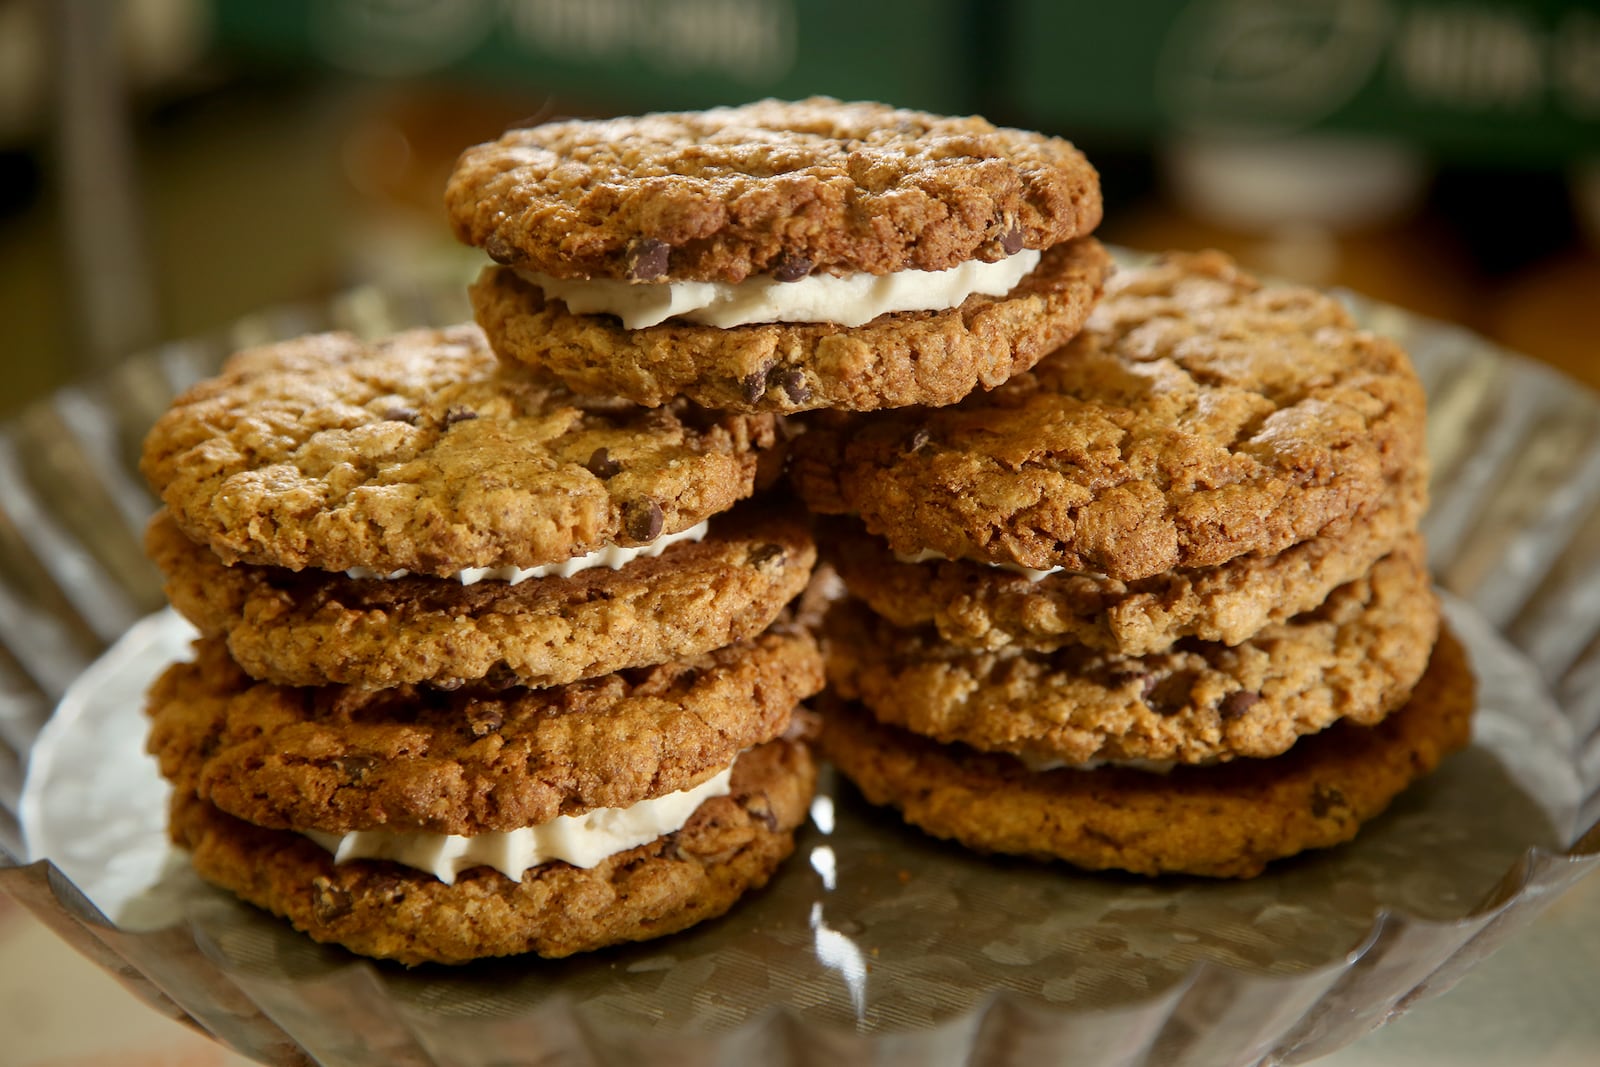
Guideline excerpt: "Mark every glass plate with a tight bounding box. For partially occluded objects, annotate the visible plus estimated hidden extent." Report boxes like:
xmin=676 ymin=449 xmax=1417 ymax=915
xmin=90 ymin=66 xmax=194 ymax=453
xmin=2 ymin=274 xmax=1599 ymax=1067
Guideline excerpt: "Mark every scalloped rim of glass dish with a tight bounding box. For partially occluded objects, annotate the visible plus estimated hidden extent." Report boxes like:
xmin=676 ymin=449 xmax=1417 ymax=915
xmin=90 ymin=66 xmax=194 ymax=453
xmin=13 ymin=589 xmax=1600 ymax=1065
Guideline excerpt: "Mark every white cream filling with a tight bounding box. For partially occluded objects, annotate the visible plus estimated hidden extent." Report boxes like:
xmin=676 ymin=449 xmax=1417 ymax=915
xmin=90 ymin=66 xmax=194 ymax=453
xmin=345 ymin=520 xmax=709 ymax=585
xmin=893 ymin=547 xmax=1105 ymax=584
xmin=304 ymin=765 xmax=733 ymax=885
xmin=518 ymin=248 xmax=1040 ymax=329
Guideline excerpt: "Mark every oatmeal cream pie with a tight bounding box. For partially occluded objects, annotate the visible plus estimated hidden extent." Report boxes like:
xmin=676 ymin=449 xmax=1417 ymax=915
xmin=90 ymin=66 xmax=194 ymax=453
xmin=819 ymin=628 xmax=1473 ymax=879
xmin=148 ymin=628 xmax=824 ymax=964
xmin=140 ymin=325 xmax=806 ymax=689
xmin=791 ymin=251 xmax=1429 ymax=582
xmin=821 ymin=462 xmax=1426 ymax=657
xmin=824 ymin=536 xmax=1439 ymax=768
xmin=449 ymin=98 xmax=1111 ymax=412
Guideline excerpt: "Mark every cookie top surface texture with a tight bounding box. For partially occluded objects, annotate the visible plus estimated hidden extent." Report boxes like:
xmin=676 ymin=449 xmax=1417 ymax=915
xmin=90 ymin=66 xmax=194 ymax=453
xmin=140 ymin=326 xmax=776 ymax=575
xmin=791 ymin=251 xmax=1429 ymax=580
xmin=147 ymin=628 xmax=823 ymax=836
xmin=445 ymin=98 xmax=1102 ymax=283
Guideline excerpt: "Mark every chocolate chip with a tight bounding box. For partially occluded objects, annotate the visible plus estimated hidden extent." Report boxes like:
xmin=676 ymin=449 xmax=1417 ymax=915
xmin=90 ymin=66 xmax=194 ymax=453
xmin=747 ymin=797 xmax=780 ymax=831
xmin=465 ymin=701 xmax=504 ymax=738
xmin=383 ymin=406 xmax=419 ymax=425
xmin=336 ymin=755 xmax=376 ymax=782
xmin=1142 ymin=671 xmax=1196 ymax=716
xmin=1001 ymin=227 xmax=1025 ymax=255
xmin=485 ymin=233 xmax=520 ymax=264
xmin=776 ymin=368 xmax=811 ymax=404
xmin=626 ymin=237 xmax=672 ymax=281
xmin=625 ymin=498 xmax=664 ymax=541
xmin=311 ymin=877 xmax=353 ymax=923
xmin=1219 ymin=691 xmax=1261 ymax=720
xmin=1107 ymin=668 xmax=1146 ymax=692
xmin=585 ymin=447 xmax=622 ymax=479
xmin=772 ymin=253 xmax=813 ymax=282
xmin=741 ymin=369 xmax=768 ymax=405
xmin=444 ymin=406 xmax=479 ymax=426
xmin=1140 ymin=674 xmax=1160 ymax=700
xmin=746 ymin=543 xmax=785 ymax=567
xmin=907 ymin=428 xmax=931 ymax=453
xmin=1311 ymin=784 xmax=1348 ymax=819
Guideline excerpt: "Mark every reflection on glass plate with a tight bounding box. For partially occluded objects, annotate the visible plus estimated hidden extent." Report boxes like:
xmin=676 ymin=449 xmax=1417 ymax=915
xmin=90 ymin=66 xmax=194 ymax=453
xmin=12 ymin=595 xmax=1586 ymax=1050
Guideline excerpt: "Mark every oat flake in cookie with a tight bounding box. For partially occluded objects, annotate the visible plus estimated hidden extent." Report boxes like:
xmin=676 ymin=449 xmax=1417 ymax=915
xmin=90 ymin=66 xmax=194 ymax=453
xmin=448 ymin=98 xmax=1109 ymax=412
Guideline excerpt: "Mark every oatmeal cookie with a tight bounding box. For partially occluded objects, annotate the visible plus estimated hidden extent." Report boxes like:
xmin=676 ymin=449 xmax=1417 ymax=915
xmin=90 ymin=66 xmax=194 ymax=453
xmin=819 ymin=629 xmax=1473 ymax=878
xmin=140 ymin=325 xmax=777 ymax=576
xmin=172 ymin=739 xmax=815 ymax=964
xmin=790 ymin=252 xmax=1428 ymax=581
xmin=149 ymin=505 xmax=816 ymax=690
xmin=823 ymin=465 xmax=1426 ymax=655
xmin=445 ymin=98 xmax=1102 ymax=283
xmin=825 ymin=537 xmax=1438 ymax=765
xmin=471 ymin=238 xmax=1110 ymax=414
xmin=147 ymin=629 xmax=823 ymax=836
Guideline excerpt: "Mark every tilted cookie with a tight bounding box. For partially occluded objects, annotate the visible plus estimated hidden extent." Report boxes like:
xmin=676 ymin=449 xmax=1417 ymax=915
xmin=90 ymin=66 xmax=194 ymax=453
xmin=447 ymin=98 xmax=1108 ymax=412
xmin=825 ymin=536 xmax=1438 ymax=766
xmin=819 ymin=629 xmax=1472 ymax=878
xmin=148 ymin=503 xmax=816 ymax=690
xmin=791 ymin=251 xmax=1428 ymax=580
xmin=141 ymin=325 xmax=777 ymax=576
xmin=147 ymin=629 xmax=823 ymax=836
xmin=822 ymin=464 xmax=1426 ymax=656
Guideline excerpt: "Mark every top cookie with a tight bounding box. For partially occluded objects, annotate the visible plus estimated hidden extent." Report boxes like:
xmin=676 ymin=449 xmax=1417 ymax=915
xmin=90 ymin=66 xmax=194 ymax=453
xmin=791 ymin=252 xmax=1428 ymax=582
xmin=140 ymin=326 xmax=777 ymax=576
xmin=445 ymin=98 xmax=1102 ymax=283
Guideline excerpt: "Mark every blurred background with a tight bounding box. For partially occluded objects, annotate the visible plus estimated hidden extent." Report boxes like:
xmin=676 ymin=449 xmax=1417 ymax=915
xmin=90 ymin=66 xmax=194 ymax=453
xmin=3 ymin=0 xmax=1598 ymax=418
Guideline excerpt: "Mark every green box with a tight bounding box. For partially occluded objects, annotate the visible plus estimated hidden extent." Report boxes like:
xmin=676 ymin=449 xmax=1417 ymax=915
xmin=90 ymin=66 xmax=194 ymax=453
xmin=211 ymin=0 xmax=977 ymax=114
xmin=1001 ymin=0 xmax=1600 ymax=162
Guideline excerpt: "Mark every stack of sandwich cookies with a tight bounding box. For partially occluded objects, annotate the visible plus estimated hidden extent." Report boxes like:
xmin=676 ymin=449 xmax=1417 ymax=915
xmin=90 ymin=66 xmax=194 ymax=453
xmin=796 ymin=251 xmax=1471 ymax=878
xmin=450 ymin=98 xmax=1112 ymax=413
xmin=140 ymin=325 xmax=824 ymax=962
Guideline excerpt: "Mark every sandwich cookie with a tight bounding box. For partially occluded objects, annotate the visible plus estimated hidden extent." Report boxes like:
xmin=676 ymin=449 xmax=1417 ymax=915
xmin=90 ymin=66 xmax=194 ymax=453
xmin=819 ymin=628 xmax=1473 ymax=879
xmin=824 ymin=536 xmax=1438 ymax=768
xmin=148 ymin=629 xmax=823 ymax=963
xmin=448 ymin=98 xmax=1111 ymax=412
xmin=821 ymin=465 xmax=1426 ymax=656
xmin=791 ymin=251 xmax=1429 ymax=581
xmin=147 ymin=504 xmax=815 ymax=690
xmin=141 ymin=325 xmax=806 ymax=690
